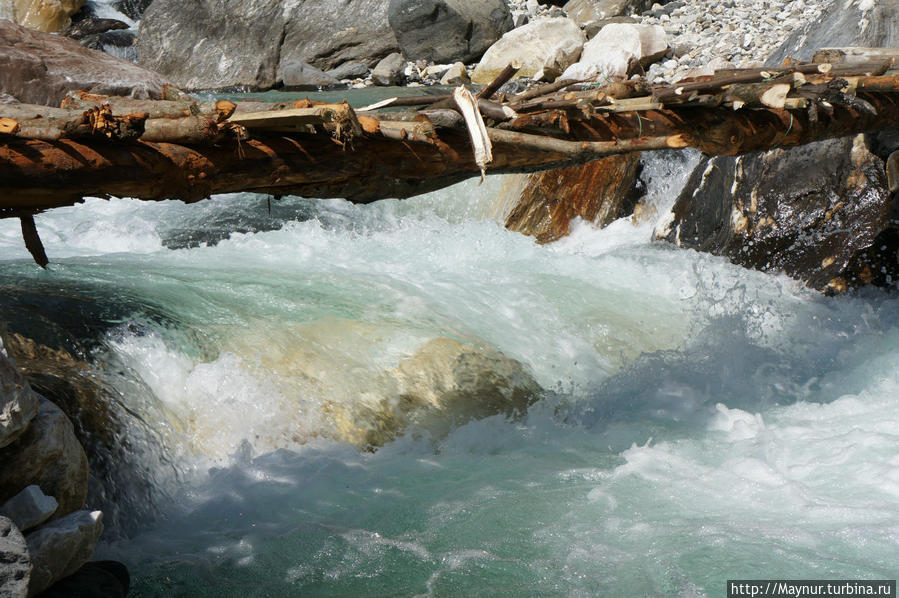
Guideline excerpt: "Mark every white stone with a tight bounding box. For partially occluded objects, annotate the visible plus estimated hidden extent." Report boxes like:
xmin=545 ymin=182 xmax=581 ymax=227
xmin=472 ymin=17 xmax=585 ymax=84
xmin=0 ymin=486 xmax=57 ymax=533
xmin=561 ymin=23 xmax=668 ymax=80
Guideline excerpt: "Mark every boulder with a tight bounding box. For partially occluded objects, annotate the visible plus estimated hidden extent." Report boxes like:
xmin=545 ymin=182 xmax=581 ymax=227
xmin=0 ymin=486 xmax=58 ymax=533
xmin=326 ymin=61 xmax=370 ymax=81
xmin=38 ymin=561 xmax=129 ymax=598
xmin=561 ymin=22 xmax=667 ymax=80
xmin=657 ymin=136 xmax=899 ymax=293
xmin=0 ymin=336 xmax=39 ymax=449
xmin=138 ymin=0 xmax=399 ymax=91
xmin=329 ymin=338 xmax=541 ymax=447
xmin=63 ymin=17 xmax=128 ymax=40
xmin=371 ymin=52 xmax=407 ymax=86
xmin=9 ymin=0 xmax=85 ymax=33
xmin=387 ymin=0 xmax=513 ymax=64
xmin=502 ymin=154 xmax=644 ymax=243
xmin=0 ymin=516 xmax=30 ymax=598
xmin=471 ymin=17 xmax=585 ymax=85
xmin=25 ymin=510 xmax=103 ymax=597
xmin=279 ymin=61 xmax=341 ymax=90
xmin=0 ymin=19 xmax=176 ymax=106
xmin=0 ymin=397 xmax=88 ymax=519
xmin=564 ymin=0 xmax=653 ymax=27
xmin=440 ymin=62 xmax=470 ymax=85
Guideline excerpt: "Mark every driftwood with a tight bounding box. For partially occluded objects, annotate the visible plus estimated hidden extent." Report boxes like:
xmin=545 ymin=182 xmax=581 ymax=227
xmin=4 ymin=54 xmax=899 ymax=265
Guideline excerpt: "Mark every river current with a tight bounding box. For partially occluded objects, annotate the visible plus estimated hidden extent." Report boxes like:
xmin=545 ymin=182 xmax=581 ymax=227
xmin=1 ymin=140 xmax=897 ymax=595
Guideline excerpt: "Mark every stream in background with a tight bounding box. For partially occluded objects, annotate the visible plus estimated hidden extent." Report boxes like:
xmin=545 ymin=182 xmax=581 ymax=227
xmin=1 ymin=129 xmax=897 ymax=595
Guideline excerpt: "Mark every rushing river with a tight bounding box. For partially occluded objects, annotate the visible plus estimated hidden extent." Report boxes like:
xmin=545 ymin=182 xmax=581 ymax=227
xmin=1 ymin=141 xmax=898 ymax=596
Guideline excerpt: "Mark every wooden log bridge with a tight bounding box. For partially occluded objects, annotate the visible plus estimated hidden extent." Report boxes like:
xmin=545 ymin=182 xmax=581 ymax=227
xmin=2 ymin=51 xmax=899 ymax=265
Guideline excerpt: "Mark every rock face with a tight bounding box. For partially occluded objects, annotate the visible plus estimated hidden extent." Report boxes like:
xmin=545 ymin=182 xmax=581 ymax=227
xmin=0 ymin=397 xmax=89 ymax=519
xmin=0 ymin=20 xmax=175 ymax=106
xmin=503 ymin=154 xmax=644 ymax=243
xmin=471 ymin=17 xmax=585 ymax=84
xmin=0 ymin=486 xmax=58 ymax=533
xmin=561 ymin=23 xmax=667 ymax=80
xmin=0 ymin=516 xmax=30 ymax=598
xmin=388 ymin=0 xmax=513 ymax=64
xmin=5 ymin=0 xmax=85 ymax=33
xmin=25 ymin=510 xmax=103 ymax=597
xmin=329 ymin=338 xmax=541 ymax=447
xmin=658 ymin=136 xmax=899 ymax=292
xmin=0 ymin=337 xmax=39 ymax=449
xmin=138 ymin=0 xmax=399 ymax=91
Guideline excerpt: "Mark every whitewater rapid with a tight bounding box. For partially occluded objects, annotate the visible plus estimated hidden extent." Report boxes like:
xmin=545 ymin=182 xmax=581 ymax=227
xmin=1 ymin=149 xmax=897 ymax=596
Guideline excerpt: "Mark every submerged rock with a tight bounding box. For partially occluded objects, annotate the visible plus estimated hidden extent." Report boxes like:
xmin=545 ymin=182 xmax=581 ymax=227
xmin=0 ymin=516 xmax=30 ymax=598
xmin=0 ymin=397 xmax=88 ymax=519
xmin=502 ymin=153 xmax=644 ymax=243
xmin=138 ymin=0 xmax=399 ymax=91
xmin=0 ymin=19 xmax=176 ymax=106
xmin=25 ymin=510 xmax=103 ymax=597
xmin=388 ymin=0 xmax=514 ymax=64
xmin=658 ymin=136 xmax=899 ymax=292
xmin=471 ymin=17 xmax=585 ymax=84
xmin=329 ymin=338 xmax=541 ymax=448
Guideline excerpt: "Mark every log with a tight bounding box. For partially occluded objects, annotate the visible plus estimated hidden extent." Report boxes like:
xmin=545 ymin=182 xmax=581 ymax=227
xmin=19 ymin=215 xmax=48 ymax=269
xmin=477 ymin=63 xmax=520 ymax=100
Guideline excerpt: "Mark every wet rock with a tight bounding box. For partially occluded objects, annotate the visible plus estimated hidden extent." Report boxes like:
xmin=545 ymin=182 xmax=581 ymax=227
xmin=25 ymin=510 xmax=103 ymax=597
xmin=329 ymin=338 xmax=541 ymax=448
xmin=0 ymin=336 xmax=39 ymax=449
xmin=502 ymin=154 xmax=644 ymax=243
xmin=372 ymin=53 xmax=407 ymax=86
xmin=39 ymin=561 xmax=129 ymax=598
xmin=0 ymin=516 xmax=30 ymax=598
xmin=63 ymin=17 xmax=128 ymax=40
xmin=388 ymin=0 xmax=514 ymax=64
xmin=0 ymin=397 xmax=88 ymax=519
xmin=113 ymin=0 xmax=151 ymax=21
xmin=279 ymin=61 xmax=342 ymax=90
xmin=658 ymin=136 xmax=899 ymax=292
xmin=138 ymin=0 xmax=398 ymax=91
xmin=0 ymin=486 xmax=57 ymax=533
xmin=439 ymin=62 xmax=470 ymax=85
xmin=472 ymin=17 xmax=585 ymax=84
xmin=0 ymin=20 xmax=177 ymax=106
xmin=562 ymin=22 xmax=667 ymax=80
xmin=9 ymin=0 xmax=85 ymax=32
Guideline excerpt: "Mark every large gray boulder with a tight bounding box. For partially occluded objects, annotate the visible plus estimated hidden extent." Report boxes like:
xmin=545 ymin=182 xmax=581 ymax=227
xmin=25 ymin=510 xmax=103 ymax=597
xmin=138 ymin=0 xmax=399 ymax=91
xmin=0 ymin=516 xmax=30 ymax=598
xmin=564 ymin=0 xmax=653 ymax=27
xmin=0 ymin=486 xmax=58 ymax=533
xmin=388 ymin=0 xmax=513 ymax=64
xmin=0 ymin=19 xmax=175 ymax=107
xmin=0 ymin=398 xmax=88 ymax=519
xmin=0 ymin=338 xmax=38 ymax=450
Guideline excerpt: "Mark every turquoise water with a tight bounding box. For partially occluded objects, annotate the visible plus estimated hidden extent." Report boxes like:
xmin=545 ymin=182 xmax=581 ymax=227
xmin=1 ymin=152 xmax=897 ymax=596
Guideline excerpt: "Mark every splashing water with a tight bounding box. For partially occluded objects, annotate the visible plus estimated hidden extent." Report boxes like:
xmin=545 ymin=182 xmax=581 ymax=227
xmin=1 ymin=149 xmax=897 ymax=596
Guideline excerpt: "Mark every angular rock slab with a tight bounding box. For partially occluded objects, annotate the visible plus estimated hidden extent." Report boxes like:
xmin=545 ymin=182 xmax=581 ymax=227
xmin=472 ymin=17 xmax=585 ymax=84
xmin=0 ymin=398 xmax=88 ymax=519
xmin=657 ymin=136 xmax=897 ymax=292
xmin=0 ymin=338 xmax=38 ymax=450
xmin=388 ymin=0 xmax=514 ymax=64
xmin=0 ymin=516 xmax=30 ymax=598
xmin=562 ymin=22 xmax=667 ymax=80
xmin=25 ymin=510 xmax=103 ymax=597
xmin=0 ymin=486 xmax=58 ymax=533
xmin=0 ymin=19 xmax=176 ymax=107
